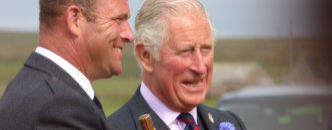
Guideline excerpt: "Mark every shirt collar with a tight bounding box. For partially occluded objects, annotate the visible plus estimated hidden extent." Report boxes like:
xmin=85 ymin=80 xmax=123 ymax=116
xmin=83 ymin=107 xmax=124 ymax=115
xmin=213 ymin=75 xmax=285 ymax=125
xmin=140 ymin=82 xmax=197 ymax=126
xmin=35 ymin=46 xmax=95 ymax=100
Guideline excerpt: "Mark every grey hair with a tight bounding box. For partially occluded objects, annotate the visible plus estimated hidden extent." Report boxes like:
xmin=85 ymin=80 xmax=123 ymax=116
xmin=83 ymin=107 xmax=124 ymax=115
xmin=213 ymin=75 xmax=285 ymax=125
xmin=134 ymin=0 xmax=215 ymax=62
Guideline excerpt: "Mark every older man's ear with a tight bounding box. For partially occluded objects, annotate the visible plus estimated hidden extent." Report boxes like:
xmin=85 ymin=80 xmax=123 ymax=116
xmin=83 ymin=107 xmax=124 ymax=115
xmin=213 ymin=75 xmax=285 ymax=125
xmin=135 ymin=42 xmax=156 ymax=73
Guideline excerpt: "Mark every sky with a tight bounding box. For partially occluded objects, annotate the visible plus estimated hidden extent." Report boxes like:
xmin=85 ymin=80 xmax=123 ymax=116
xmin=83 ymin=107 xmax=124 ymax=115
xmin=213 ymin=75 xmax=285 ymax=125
xmin=0 ymin=0 xmax=317 ymax=38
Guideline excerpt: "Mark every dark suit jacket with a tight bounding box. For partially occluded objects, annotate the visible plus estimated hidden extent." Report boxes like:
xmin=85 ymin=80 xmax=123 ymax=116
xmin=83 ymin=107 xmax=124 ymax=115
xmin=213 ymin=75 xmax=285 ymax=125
xmin=107 ymin=86 xmax=246 ymax=130
xmin=0 ymin=52 xmax=110 ymax=130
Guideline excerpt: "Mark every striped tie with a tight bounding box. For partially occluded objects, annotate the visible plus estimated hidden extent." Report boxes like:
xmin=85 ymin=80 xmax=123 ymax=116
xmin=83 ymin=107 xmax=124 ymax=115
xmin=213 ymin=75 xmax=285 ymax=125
xmin=177 ymin=113 xmax=200 ymax=130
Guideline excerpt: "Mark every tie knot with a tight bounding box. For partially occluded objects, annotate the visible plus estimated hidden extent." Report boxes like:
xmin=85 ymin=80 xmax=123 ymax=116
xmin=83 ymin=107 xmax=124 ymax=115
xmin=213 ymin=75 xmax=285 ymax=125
xmin=177 ymin=113 xmax=200 ymax=130
xmin=177 ymin=113 xmax=195 ymax=124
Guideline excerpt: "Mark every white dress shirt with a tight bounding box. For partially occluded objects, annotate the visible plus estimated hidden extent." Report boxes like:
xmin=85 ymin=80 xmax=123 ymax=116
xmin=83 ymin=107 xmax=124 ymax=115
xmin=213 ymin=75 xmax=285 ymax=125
xmin=35 ymin=46 xmax=95 ymax=100
xmin=140 ymin=82 xmax=198 ymax=130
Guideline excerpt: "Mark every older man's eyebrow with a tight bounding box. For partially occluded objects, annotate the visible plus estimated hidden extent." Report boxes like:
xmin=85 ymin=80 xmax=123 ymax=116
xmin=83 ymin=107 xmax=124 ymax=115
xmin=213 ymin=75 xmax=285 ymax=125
xmin=113 ymin=13 xmax=130 ymax=20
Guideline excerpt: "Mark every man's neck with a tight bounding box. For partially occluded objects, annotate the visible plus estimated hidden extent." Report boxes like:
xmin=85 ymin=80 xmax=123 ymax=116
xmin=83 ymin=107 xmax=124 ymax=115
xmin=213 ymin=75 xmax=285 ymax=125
xmin=139 ymin=82 xmax=198 ymax=127
xmin=35 ymin=46 xmax=95 ymax=100
xmin=39 ymin=40 xmax=93 ymax=83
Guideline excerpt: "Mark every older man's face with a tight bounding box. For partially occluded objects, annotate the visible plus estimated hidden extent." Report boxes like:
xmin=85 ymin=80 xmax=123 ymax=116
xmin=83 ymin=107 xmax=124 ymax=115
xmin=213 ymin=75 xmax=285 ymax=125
xmin=151 ymin=13 xmax=214 ymax=112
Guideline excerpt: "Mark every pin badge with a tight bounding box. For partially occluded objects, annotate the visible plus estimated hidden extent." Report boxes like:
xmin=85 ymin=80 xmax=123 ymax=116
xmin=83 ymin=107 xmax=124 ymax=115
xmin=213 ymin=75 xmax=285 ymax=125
xmin=208 ymin=112 xmax=214 ymax=123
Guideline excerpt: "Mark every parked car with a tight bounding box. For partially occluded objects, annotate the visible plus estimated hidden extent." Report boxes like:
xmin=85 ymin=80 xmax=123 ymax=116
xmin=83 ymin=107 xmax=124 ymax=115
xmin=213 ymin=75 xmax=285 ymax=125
xmin=217 ymin=86 xmax=332 ymax=130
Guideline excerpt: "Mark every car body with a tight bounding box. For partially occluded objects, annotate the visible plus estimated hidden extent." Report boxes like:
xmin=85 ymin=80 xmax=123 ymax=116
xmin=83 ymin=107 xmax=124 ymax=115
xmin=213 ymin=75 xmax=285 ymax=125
xmin=217 ymin=86 xmax=332 ymax=130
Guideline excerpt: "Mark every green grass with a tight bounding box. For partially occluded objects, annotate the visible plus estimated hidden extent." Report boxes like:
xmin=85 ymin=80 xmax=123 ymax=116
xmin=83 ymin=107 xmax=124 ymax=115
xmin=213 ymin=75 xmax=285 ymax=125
xmin=214 ymin=38 xmax=291 ymax=82
xmin=0 ymin=61 xmax=25 ymax=82
xmin=93 ymin=78 xmax=140 ymax=115
xmin=1 ymin=32 xmax=313 ymax=115
xmin=0 ymin=32 xmax=38 ymax=61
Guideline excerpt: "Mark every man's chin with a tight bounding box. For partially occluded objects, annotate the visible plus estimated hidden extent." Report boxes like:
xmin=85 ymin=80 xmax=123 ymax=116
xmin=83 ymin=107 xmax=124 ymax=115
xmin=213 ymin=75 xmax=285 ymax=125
xmin=184 ymin=97 xmax=205 ymax=107
xmin=177 ymin=103 xmax=197 ymax=113
xmin=108 ymin=65 xmax=122 ymax=75
xmin=100 ymin=69 xmax=121 ymax=79
xmin=110 ymin=69 xmax=122 ymax=76
xmin=177 ymin=99 xmax=204 ymax=111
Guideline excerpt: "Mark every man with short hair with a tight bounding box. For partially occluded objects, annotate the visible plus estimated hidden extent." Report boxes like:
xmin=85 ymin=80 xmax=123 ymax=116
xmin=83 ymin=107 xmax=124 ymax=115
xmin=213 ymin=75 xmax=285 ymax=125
xmin=107 ymin=0 xmax=246 ymax=130
xmin=0 ymin=0 xmax=134 ymax=129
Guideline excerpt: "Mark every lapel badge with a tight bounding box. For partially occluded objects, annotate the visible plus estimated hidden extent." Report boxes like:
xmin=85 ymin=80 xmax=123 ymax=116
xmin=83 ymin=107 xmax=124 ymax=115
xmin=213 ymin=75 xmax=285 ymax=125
xmin=219 ymin=121 xmax=235 ymax=130
xmin=208 ymin=112 xmax=214 ymax=123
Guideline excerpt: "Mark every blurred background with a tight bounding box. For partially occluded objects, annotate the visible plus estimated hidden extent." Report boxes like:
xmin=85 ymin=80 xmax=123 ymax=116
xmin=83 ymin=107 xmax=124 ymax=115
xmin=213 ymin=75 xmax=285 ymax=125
xmin=0 ymin=0 xmax=331 ymax=129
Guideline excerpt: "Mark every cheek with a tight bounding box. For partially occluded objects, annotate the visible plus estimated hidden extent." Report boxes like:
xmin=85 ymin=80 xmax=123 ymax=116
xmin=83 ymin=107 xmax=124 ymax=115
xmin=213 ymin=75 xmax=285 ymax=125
xmin=205 ymin=54 xmax=214 ymax=83
xmin=157 ymin=58 xmax=189 ymax=90
xmin=166 ymin=57 xmax=191 ymax=73
xmin=107 ymin=24 xmax=122 ymax=39
xmin=206 ymin=54 xmax=214 ymax=69
xmin=88 ymin=42 xmax=106 ymax=62
xmin=97 ymin=23 xmax=119 ymax=42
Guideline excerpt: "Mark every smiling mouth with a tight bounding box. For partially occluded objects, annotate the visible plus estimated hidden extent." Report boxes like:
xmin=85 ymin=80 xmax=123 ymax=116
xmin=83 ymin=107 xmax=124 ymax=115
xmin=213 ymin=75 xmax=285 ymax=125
xmin=182 ymin=79 xmax=203 ymax=88
xmin=114 ymin=47 xmax=122 ymax=54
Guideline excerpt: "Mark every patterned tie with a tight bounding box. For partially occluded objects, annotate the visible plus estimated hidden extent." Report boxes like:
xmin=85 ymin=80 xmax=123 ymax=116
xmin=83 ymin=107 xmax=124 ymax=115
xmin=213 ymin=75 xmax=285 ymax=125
xmin=93 ymin=96 xmax=104 ymax=114
xmin=177 ymin=113 xmax=200 ymax=130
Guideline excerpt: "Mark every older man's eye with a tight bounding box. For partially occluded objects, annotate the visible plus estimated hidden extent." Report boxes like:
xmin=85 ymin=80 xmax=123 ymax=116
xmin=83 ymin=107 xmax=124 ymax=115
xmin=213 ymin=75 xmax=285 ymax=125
xmin=179 ymin=49 xmax=191 ymax=57
xmin=201 ymin=46 xmax=212 ymax=55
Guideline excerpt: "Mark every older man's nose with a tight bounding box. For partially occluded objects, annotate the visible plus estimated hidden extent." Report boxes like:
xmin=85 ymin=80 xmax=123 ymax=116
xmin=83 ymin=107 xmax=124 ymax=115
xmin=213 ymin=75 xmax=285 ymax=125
xmin=190 ymin=51 xmax=207 ymax=76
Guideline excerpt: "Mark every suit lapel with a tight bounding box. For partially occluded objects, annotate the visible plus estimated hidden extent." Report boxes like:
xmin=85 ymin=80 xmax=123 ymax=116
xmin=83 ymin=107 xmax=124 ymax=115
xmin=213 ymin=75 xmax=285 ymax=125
xmin=197 ymin=105 xmax=218 ymax=130
xmin=25 ymin=52 xmax=107 ymax=118
xmin=128 ymin=86 xmax=169 ymax=130
xmin=45 ymin=76 xmax=106 ymax=118
xmin=24 ymin=52 xmax=90 ymax=100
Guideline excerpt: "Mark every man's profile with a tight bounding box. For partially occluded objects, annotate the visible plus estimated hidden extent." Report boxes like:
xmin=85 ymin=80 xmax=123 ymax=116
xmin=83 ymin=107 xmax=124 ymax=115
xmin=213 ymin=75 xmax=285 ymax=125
xmin=0 ymin=0 xmax=134 ymax=129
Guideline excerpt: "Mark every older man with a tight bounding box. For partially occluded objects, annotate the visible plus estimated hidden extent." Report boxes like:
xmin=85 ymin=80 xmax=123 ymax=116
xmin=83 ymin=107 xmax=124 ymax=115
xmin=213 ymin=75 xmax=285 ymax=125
xmin=107 ymin=0 xmax=245 ymax=130
xmin=0 ymin=0 xmax=134 ymax=129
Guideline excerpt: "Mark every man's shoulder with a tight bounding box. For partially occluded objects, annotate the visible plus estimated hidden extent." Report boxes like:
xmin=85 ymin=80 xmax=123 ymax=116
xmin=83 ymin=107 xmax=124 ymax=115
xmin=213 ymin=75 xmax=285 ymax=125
xmin=198 ymin=104 xmax=230 ymax=116
xmin=108 ymin=88 xmax=144 ymax=121
xmin=4 ymin=66 xmax=82 ymax=99
xmin=2 ymin=65 xmax=53 ymax=103
xmin=198 ymin=104 xmax=234 ymax=122
xmin=107 ymin=89 xmax=154 ymax=130
xmin=108 ymin=102 xmax=131 ymax=120
xmin=2 ymin=51 xmax=94 ymax=110
xmin=0 ymin=80 xmax=105 ymax=129
xmin=1 ymin=66 xmax=92 ymax=114
xmin=0 ymin=65 xmax=102 ymax=129
xmin=198 ymin=104 xmax=246 ymax=130
xmin=107 ymin=103 xmax=137 ymax=129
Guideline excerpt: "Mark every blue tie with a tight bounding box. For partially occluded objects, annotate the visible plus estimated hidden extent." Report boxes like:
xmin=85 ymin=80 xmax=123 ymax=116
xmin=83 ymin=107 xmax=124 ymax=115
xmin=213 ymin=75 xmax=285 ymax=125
xmin=93 ymin=96 xmax=104 ymax=114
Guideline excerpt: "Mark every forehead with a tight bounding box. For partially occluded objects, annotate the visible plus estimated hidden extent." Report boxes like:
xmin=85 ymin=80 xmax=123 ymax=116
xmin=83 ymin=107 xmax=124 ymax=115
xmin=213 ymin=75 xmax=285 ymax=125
xmin=165 ymin=12 xmax=212 ymax=47
xmin=95 ymin=0 xmax=130 ymax=16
